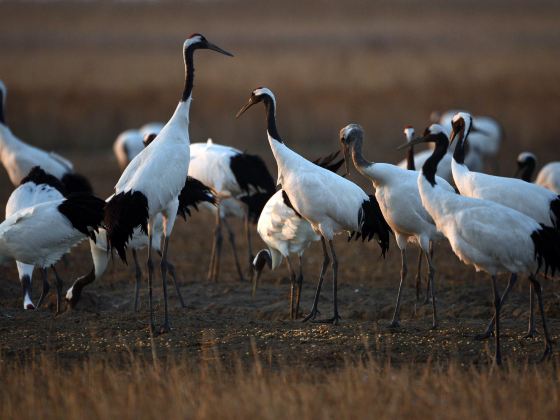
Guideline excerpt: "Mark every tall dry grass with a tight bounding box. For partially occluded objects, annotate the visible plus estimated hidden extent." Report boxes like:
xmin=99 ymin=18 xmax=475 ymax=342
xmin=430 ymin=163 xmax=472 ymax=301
xmin=1 ymin=347 xmax=559 ymax=420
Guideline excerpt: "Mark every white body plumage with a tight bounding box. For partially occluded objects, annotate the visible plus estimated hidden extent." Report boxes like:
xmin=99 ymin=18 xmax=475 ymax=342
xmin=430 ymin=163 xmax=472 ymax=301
xmin=536 ymin=162 xmax=560 ymax=194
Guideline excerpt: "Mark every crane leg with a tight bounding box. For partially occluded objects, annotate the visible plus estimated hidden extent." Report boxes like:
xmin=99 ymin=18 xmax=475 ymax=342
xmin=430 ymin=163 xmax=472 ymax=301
xmin=165 ymin=258 xmax=186 ymax=309
xmin=285 ymin=256 xmax=297 ymax=320
xmin=208 ymin=212 xmax=223 ymax=282
xmin=525 ymin=282 xmax=537 ymax=338
xmin=223 ymin=217 xmax=245 ymax=282
xmin=159 ymin=236 xmax=171 ymax=333
xmin=295 ymin=254 xmax=304 ymax=319
xmin=302 ymin=237 xmax=329 ymax=322
xmin=147 ymin=232 xmax=156 ymax=334
xmin=245 ymin=211 xmax=255 ymax=275
xmin=132 ymin=249 xmax=142 ymax=312
xmin=390 ymin=249 xmax=407 ymax=329
xmin=475 ymin=273 xmax=517 ymax=340
xmin=36 ymin=268 xmax=50 ymax=309
xmin=423 ymin=241 xmax=435 ymax=304
xmin=491 ymin=275 xmax=503 ymax=366
xmin=414 ymin=250 xmax=423 ymax=304
xmin=529 ymin=275 xmax=553 ymax=361
xmin=426 ymin=250 xmax=437 ymax=329
xmin=51 ymin=265 xmax=64 ymax=315
xmin=315 ymin=239 xmax=340 ymax=325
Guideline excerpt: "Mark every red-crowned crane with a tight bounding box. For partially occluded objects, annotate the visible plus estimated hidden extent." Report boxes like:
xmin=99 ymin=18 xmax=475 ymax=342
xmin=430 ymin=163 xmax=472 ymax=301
xmin=449 ymin=112 xmax=560 ymax=339
xmin=251 ymin=152 xmax=344 ymax=319
xmin=236 ymin=87 xmax=390 ymax=324
xmin=401 ymin=125 xmax=560 ymax=365
xmin=0 ymin=192 xmax=105 ymax=314
xmin=189 ymin=139 xmax=275 ymax=282
xmin=103 ymin=34 xmax=232 ymax=333
xmin=5 ymin=167 xmax=66 ymax=309
xmin=65 ymin=176 xmax=215 ymax=310
xmin=340 ymin=124 xmax=455 ymax=329
xmin=0 ymin=80 xmax=93 ymax=194
xmin=113 ymin=123 xmax=165 ymax=171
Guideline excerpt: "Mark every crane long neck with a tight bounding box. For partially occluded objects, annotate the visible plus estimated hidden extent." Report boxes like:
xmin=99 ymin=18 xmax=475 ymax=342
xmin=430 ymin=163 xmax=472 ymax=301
xmin=406 ymin=145 xmax=415 ymax=170
xmin=453 ymin=131 xmax=468 ymax=165
xmin=182 ymin=47 xmax=195 ymax=102
xmin=264 ymin=98 xmax=282 ymax=143
xmin=520 ymin=161 xmax=535 ymax=182
xmin=349 ymin=136 xmax=372 ymax=173
xmin=422 ymin=134 xmax=449 ymax=186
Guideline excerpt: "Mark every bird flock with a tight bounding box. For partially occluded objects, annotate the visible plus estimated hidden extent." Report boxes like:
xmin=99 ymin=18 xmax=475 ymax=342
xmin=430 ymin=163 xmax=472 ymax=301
xmin=1 ymin=34 xmax=559 ymax=365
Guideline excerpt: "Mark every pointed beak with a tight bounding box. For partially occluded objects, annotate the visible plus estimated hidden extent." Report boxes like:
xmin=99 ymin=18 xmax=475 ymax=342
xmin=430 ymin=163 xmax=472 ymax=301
xmin=340 ymin=143 xmax=351 ymax=176
xmin=251 ymin=267 xmax=261 ymax=298
xmin=236 ymin=98 xmax=256 ymax=119
xmin=206 ymin=41 xmax=234 ymax=57
xmin=397 ymin=136 xmax=426 ymax=150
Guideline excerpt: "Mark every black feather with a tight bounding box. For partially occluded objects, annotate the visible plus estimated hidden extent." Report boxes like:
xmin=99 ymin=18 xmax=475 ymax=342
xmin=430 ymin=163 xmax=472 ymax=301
xmin=312 ymin=151 xmax=345 ymax=173
xmin=61 ymin=172 xmax=94 ymax=195
xmin=104 ymin=191 xmax=149 ymax=263
xmin=240 ymin=192 xmax=275 ymax=223
xmin=230 ymin=152 xmax=275 ymax=196
xmin=57 ymin=193 xmax=105 ymax=241
xmin=531 ymin=224 xmax=560 ymax=277
xmin=177 ymin=176 xmax=216 ymax=220
xmin=281 ymin=190 xmax=302 ymax=218
xmin=349 ymin=195 xmax=391 ymax=256
xmin=20 ymin=166 xmax=67 ymax=195
xmin=550 ymin=196 xmax=560 ymax=230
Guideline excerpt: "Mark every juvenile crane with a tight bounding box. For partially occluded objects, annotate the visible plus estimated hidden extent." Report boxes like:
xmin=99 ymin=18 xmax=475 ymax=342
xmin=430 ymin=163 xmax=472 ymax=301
xmin=401 ymin=125 xmax=560 ymax=364
xmin=340 ymin=124 xmax=455 ymax=329
xmin=237 ymin=87 xmax=390 ymax=324
xmin=104 ymin=34 xmax=232 ymax=333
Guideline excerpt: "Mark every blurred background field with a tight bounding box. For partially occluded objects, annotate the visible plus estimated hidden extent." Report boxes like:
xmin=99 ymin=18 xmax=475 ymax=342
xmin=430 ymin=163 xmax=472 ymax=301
xmin=1 ymin=1 xmax=560 ymax=418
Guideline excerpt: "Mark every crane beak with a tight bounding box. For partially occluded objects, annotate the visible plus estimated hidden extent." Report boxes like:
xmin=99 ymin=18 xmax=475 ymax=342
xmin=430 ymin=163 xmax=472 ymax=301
xmin=397 ymin=136 xmax=426 ymax=150
xmin=236 ymin=98 xmax=256 ymax=119
xmin=340 ymin=144 xmax=351 ymax=176
xmin=205 ymin=41 xmax=234 ymax=57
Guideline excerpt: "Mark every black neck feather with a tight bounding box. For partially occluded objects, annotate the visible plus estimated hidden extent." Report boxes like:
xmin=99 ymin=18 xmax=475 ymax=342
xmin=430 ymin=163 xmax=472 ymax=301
xmin=406 ymin=146 xmax=415 ymax=170
xmin=519 ymin=161 xmax=536 ymax=182
xmin=422 ymin=133 xmax=449 ymax=186
xmin=181 ymin=46 xmax=195 ymax=102
xmin=453 ymin=132 xmax=468 ymax=165
xmin=264 ymin=97 xmax=282 ymax=143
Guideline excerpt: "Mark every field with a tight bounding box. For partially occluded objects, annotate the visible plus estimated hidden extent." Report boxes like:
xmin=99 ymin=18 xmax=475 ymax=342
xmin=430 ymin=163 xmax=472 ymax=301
xmin=1 ymin=0 xmax=560 ymax=418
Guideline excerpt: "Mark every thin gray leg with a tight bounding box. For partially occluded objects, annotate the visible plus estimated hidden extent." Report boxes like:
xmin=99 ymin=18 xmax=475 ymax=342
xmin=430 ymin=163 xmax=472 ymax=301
xmin=166 ymin=259 xmax=186 ymax=309
xmin=51 ymin=265 xmax=64 ymax=315
xmin=302 ymin=237 xmax=329 ymax=322
xmin=245 ymin=211 xmax=254 ymax=273
xmin=414 ymin=250 xmax=423 ymax=303
xmin=295 ymin=254 xmax=304 ymax=319
xmin=390 ymin=248 xmax=407 ymax=328
xmin=475 ymin=273 xmax=518 ymax=340
xmin=285 ymin=256 xmax=297 ymax=320
xmin=223 ymin=217 xmax=245 ymax=282
xmin=36 ymin=268 xmax=50 ymax=308
xmin=147 ymin=232 xmax=156 ymax=333
xmin=529 ymin=275 xmax=553 ymax=360
xmin=132 ymin=249 xmax=142 ymax=312
xmin=425 ymin=250 xmax=437 ymax=329
xmin=159 ymin=236 xmax=171 ymax=333
xmin=491 ymin=275 xmax=502 ymax=366
xmin=526 ymin=282 xmax=537 ymax=338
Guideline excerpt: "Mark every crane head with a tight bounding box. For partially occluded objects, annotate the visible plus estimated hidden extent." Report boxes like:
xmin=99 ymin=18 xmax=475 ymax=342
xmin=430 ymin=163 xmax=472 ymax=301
xmin=183 ymin=33 xmax=233 ymax=57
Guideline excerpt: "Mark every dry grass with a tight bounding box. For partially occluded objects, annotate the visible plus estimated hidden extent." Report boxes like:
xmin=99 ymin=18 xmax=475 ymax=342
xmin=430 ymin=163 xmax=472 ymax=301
xmin=1 ymin=350 xmax=559 ymax=420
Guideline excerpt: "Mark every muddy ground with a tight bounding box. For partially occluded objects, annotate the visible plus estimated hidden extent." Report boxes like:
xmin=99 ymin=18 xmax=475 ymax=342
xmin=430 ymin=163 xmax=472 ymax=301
xmin=1 ymin=157 xmax=559 ymax=370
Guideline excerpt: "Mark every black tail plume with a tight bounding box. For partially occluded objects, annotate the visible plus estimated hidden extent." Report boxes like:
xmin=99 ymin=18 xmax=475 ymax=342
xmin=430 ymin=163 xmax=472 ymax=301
xmin=61 ymin=172 xmax=94 ymax=195
xmin=58 ymin=193 xmax=105 ymax=240
xmin=240 ymin=192 xmax=275 ymax=223
xmin=550 ymin=196 xmax=560 ymax=230
xmin=104 ymin=191 xmax=148 ymax=263
xmin=349 ymin=195 xmax=391 ymax=256
xmin=312 ymin=151 xmax=345 ymax=173
xmin=21 ymin=166 xmax=67 ymax=195
xmin=230 ymin=152 xmax=276 ymax=195
xmin=178 ymin=176 xmax=216 ymax=220
xmin=531 ymin=224 xmax=560 ymax=277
